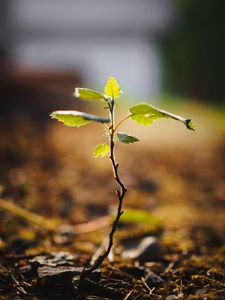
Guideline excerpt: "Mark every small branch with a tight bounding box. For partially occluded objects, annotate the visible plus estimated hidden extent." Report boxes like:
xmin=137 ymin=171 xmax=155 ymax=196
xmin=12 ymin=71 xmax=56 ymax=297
xmin=100 ymin=122 xmax=110 ymax=135
xmin=114 ymin=114 xmax=131 ymax=132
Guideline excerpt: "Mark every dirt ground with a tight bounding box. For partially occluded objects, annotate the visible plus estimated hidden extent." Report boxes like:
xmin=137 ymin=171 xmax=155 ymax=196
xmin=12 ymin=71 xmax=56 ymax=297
xmin=0 ymin=103 xmax=225 ymax=299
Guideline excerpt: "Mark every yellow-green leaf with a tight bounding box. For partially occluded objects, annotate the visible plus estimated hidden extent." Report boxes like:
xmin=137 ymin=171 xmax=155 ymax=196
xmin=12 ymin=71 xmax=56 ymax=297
xmin=51 ymin=110 xmax=110 ymax=127
xmin=74 ymin=88 xmax=106 ymax=101
xmin=129 ymin=103 xmax=195 ymax=130
xmin=104 ymin=76 xmax=121 ymax=99
xmin=93 ymin=143 xmax=110 ymax=158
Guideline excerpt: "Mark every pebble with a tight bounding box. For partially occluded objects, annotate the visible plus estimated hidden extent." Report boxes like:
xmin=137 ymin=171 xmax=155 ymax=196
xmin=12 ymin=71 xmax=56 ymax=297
xmin=121 ymin=236 xmax=162 ymax=262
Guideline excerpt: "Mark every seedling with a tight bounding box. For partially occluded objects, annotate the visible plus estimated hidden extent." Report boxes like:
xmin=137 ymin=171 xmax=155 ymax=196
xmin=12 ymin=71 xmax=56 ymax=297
xmin=50 ymin=76 xmax=194 ymax=275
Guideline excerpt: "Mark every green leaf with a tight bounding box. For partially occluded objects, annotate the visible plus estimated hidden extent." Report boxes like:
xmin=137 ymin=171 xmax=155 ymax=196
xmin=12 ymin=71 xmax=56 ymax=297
xmin=74 ymin=88 xmax=106 ymax=101
xmin=129 ymin=103 xmax=195 ymax=130
xmin=117 ymin=132 xmax=139 ymax=144
xmin=119 ymin=208 xmax=162 ymax=226
xmin=50 ymin=110 xmax=110 ymax=127
xmin=93 ymin=143 xmax=110 ymax=158
xmin=129 ymin=103 xmax=160 ymax=125
xmin=104 ymin=76 xmax=121 ymax=99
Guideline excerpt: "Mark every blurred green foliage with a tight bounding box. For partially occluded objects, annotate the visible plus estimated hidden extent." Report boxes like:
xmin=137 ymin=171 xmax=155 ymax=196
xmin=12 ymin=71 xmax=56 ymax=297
xmin=120 ymin=208 xmax=162 ymax=227
xmin=160 ymin=0 xmax=225 ymax=103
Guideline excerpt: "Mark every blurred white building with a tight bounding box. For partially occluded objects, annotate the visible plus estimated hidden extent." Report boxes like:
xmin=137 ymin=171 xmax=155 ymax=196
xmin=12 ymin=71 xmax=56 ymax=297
xmin=3 ymin=0 xmax=175 ymax=98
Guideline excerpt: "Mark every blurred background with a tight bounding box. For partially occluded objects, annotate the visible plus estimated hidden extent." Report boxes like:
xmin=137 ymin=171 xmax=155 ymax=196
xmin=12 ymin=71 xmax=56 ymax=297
xmin=1 ymin=0 xmax=225 ymax=111
xmin=0 ymin=0 xmax=225 ymax=278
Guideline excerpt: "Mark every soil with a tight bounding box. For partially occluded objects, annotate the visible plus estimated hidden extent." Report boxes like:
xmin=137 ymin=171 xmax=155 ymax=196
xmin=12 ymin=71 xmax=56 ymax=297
xmin=0 ymin=110 xmax=224 ymax=300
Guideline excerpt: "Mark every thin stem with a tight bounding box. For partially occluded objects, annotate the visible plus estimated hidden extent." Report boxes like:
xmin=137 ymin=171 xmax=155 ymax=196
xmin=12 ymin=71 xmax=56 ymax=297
xmin=81 ymin=99 xmax=127 ymax=277
xmin=100 ymin=122 xmax=110 ymax=135
xmin=114 ymin=114 xmax=131 ymax=132
xmin=110 ymin=99 xmax=115 ymax=129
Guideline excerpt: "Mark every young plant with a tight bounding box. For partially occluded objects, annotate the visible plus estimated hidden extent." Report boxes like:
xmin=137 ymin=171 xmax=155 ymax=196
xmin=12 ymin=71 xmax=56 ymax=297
xmin=50 ymin=76 xmax=194 ymax=275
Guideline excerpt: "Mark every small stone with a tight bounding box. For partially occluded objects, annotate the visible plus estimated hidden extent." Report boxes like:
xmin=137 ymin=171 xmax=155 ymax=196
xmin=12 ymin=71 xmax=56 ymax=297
xmin=145 ymin=270 xmax=164 ymax=287
xmin=37 ymin=266 xmax=101 ymax=281
xmin=30 ymin=251 xmax=77 ymax=266
xmin=121 ymin=236 xmax=162 ymax=262
xmin=37 ymin=266 xmax=83 ymax=278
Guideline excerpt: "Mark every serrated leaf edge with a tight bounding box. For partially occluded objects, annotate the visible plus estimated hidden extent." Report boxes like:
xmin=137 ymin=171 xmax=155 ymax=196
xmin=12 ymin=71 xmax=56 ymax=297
xmin=129 ymin=102 xmax=195 ymax=131
xmin=104 ymin=76 xmax=122 ymax=99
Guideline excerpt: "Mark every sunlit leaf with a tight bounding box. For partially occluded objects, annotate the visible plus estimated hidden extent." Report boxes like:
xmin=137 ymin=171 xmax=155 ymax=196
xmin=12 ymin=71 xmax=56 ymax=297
xmin=119 ymin=208 xmax=162 ymax=226
xmin=129 ymin=103 xmax=195 ymax=130
xmin=129 ymin=103 xmax=160 ymax=125
xmin=93 ymin=143 xmax=110 ymax=158
xmin=50 ymin=110 xmax=110 ymax=127
xmin=104 ymin=76 xmax=121 ymax=99
xmin=74 ymin=88 xmax=106 ymax=101
xmin=117 ymin=132 xmax=139 ymax=144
